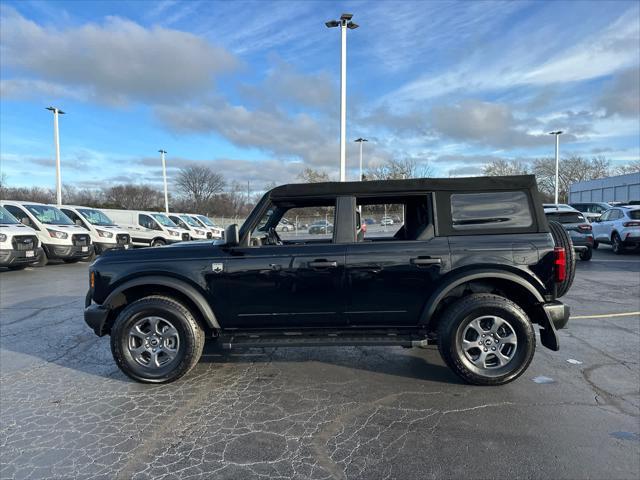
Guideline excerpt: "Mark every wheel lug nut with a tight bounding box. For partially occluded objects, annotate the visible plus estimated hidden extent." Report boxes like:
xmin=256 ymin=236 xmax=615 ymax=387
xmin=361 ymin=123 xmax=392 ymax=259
xmin=484 ymin=348 xmax=488 ymax=352
xmin=482 ymin=334 xmax=485 ymax=337
xmin=492 ymin=347 xmax=496 ymax=351
xmin=478 ymin=341 xmax=482 ymax=345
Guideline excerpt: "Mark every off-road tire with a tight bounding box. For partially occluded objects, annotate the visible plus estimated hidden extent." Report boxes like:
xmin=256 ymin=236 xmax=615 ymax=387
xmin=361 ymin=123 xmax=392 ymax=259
xmin=611 ymin=232 xmax=623 ymax=255
xmin=548 ymin=220 xmax=576 ymax=297
xmin=111 ymin=295 xmax=205 ymax=383
xmin=438 ymin=293 xmax=536 ymax=386
xmin=579 ymin=247 xmax=593 ymax=261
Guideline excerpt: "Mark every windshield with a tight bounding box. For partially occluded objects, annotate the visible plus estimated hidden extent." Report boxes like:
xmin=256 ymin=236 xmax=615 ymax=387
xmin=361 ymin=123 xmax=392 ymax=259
xmin=151 ymin=214 xmax=177 ymax=227
xmin=77 ymin=208 xmax=116 ymax=226
xmin=25 ymin=204 xmax=74 ymax=225
xmin=546 ymin=212 xmax=586 ymax=224
xmin=0 ymin=206 xmax=20 ymax=225
xmin=180 ymin=215 xmax=200 ymax=227
xmin=196 ymin=215 xmax=214 ymax=226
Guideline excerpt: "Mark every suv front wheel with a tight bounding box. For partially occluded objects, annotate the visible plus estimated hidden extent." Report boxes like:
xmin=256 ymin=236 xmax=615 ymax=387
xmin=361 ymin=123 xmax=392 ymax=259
xmin=438 ymin=294 xmax=536 ymax=386
xmin=111 ymin=295 xmax=205 ymax=383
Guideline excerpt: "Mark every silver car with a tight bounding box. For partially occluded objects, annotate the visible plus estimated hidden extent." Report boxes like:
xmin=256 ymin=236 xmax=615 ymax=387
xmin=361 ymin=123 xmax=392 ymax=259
xmin=569 ymin=202 xmax=612 ymax=222
xmin=591 ymin=206 xmax=640 ymax=254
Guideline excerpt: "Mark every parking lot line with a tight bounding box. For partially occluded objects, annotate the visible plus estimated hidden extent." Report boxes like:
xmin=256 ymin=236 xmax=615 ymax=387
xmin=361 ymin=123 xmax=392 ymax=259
xmin=571 ymin=311 xmax=640 ymax=319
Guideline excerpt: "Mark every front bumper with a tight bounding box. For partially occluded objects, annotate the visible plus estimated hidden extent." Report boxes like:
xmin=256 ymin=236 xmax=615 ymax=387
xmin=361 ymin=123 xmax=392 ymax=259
xmin=0 ymin=247 xmax=44 ymax=267
xmin=94 ymin=241 xmax=132 ymax=254
xmin=43 ymin=243 xmax=94 ymax=260
xmin=84 ymin=291 xmax=110 ymax=336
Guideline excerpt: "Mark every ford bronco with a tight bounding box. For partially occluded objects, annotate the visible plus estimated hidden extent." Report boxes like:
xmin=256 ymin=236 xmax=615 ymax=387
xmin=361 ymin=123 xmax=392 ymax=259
xmin=84 ymin=175 xmax=574 ymax=385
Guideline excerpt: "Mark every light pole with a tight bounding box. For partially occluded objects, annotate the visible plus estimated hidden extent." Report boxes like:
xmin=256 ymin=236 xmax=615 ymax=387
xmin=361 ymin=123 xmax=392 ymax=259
xmin=354 ymin=138 xmax=368 ymax=181
xmin=159 ymin=149 xmax=169 ymax=213
xmin=46 ymin=107 xmax=65 ymax=206
xmin=326 ymin=13 xmax=358 ymax=182
xmin=548 ymin=131 xmax=563 ymax=204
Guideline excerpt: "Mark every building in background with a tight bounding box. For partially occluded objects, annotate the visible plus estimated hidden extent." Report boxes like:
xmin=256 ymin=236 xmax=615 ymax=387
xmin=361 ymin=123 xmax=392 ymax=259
xmin=569 ymin=172 xmax=640 ymax=203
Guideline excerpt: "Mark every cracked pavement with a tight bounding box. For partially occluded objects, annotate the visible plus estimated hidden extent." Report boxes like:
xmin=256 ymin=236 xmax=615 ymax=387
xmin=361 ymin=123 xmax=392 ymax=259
xmin=1 ymin=248 xmax=639 ymax=479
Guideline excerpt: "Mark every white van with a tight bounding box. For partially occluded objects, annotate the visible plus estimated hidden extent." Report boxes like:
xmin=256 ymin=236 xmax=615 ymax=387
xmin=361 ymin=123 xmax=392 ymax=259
xmin=101 ymin=209 xmax=190 ymax=247
xmin=0 ymin=205 xmax=44 ymax=269
xmin=167 ymin=213 xmax=211 ymax=240
xmin=188 ymin=214 xmax=224 ymax=239
xmin=0 ymin=201 xmax=93 ymax=265
xmin=58 ymin=205 xmax=132 ymax=255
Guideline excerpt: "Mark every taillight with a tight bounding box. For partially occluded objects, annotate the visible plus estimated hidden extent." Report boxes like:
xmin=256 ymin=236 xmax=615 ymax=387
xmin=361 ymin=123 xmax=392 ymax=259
xmin=623 ymin=221 xmax=640 ymax=227
xmin=554 ymin=247 xmax=566 ymax=283
xmin=578 ymin=224 xmax=592 ymax=231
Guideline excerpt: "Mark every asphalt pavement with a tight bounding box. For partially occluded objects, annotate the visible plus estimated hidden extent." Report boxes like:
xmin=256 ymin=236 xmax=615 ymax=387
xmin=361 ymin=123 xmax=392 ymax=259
xmin=1 ymin=247 xmax=639 ymax=479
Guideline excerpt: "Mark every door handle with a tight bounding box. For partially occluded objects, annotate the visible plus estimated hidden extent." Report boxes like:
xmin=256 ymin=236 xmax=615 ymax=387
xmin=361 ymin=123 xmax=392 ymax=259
xmin=411 ymin=257 xmax=442 ymax=266
xmin=309 ymin=260 xmax=338 ymax=268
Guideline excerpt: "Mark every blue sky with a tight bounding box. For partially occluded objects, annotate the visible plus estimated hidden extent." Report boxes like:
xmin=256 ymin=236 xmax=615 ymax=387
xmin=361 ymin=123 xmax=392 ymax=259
xmin=1 ymin=0 xmax=639 ymax=192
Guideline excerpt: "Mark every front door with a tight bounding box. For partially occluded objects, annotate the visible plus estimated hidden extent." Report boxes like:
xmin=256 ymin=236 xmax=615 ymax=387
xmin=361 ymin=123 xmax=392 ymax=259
xmin=210 ymin=244 xmax=347 ymax=329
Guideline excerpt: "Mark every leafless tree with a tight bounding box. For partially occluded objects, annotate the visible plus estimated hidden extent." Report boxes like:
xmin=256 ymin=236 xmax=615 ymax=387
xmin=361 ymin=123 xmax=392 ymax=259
xmin=482 ymin=159 xmax=530 ymax=176
xmin=176 ymin=166 xmax=225 ymax=211
xmin=532 ymin=155 xmax=611 ymax=202
xmin=364 ymin=158 xmax=433 ymax=181
xmin=614 ymin=160 xmax=640 ymax=175
xmin=102 ymin=184 xmax=165 ymax=210
xmin=297 ymin=168 xmax=330 ymax=183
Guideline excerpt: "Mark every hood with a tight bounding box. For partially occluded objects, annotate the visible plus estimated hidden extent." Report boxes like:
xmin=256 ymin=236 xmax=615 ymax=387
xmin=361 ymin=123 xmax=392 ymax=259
xmin=97 ymin=239 xmax=220 ymax=262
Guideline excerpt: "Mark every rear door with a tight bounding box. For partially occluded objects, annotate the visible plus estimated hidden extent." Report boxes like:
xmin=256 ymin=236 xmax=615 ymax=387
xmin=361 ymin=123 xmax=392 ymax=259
xmin=345 ymin=195 xmax=450 ymax=326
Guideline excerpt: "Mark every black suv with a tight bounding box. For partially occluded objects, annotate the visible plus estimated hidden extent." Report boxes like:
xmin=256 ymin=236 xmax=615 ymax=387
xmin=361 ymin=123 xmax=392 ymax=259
xmin=85 ymin=175 xmax=573 ymax=385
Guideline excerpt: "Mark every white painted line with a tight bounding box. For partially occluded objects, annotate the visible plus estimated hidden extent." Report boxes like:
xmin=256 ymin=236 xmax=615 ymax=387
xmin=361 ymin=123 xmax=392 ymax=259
xmin=588 ymin=259 xmax=640 ymax=263
xmin=571 ymin=311 xmax=640 ymax=319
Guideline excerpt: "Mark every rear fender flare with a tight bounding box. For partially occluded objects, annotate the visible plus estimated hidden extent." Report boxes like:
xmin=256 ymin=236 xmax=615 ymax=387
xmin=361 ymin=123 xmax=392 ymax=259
xmin=421 ymin=269 xmax=545 ymax=327
xmin=104 ymin=275 xmax=220 ymax=329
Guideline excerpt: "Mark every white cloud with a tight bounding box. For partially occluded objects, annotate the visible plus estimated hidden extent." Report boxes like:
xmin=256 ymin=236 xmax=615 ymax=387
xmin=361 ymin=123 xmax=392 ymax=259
xmin=0 ymin=6 xmax=237 ymax=105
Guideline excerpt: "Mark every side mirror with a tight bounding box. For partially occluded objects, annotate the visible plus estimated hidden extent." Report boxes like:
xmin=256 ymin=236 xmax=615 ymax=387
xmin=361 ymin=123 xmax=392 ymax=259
xmin=224 ymin=224 xmax=239 ymax=247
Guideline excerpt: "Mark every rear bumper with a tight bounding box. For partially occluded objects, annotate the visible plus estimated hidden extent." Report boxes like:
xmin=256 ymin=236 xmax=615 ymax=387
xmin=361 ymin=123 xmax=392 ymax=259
xmin=84 ymin=292 xmax=109 ymax=337
xmin=0 ymin=247 xmax=44 ymax=267
xmin=43 ymin=243 xmax=94 ymax=260
xmin=622 ymin=235 xmax=640 ymax=245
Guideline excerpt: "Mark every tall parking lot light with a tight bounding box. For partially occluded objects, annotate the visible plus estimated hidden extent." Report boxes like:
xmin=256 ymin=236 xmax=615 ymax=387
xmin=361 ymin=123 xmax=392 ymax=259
xmin=326 ymin=13 xmax=359 ymax=182
xmin=549 ymin=131 xmax=563 ymax=204
xmin=159 ymin=149 xmax=169 ymax=213
xmin=46 ymin=107 xmax=65 ymax=206
xmin=354 ymin=138 xmax=368 ymax=181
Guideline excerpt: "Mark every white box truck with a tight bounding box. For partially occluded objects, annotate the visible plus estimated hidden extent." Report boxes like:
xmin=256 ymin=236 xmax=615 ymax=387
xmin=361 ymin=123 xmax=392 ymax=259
xmin=101 ymin=209 xmax=190 ymax=247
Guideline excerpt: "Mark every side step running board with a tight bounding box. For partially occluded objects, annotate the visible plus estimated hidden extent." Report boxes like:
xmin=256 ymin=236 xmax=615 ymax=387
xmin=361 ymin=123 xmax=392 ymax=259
xmin=220 ymin=332 xmax=432 ymax=349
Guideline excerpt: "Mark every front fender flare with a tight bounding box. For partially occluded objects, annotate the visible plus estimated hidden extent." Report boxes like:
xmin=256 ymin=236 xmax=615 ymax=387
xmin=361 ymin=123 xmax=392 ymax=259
xmin=104 ymin=275 xmax=220 ymax=329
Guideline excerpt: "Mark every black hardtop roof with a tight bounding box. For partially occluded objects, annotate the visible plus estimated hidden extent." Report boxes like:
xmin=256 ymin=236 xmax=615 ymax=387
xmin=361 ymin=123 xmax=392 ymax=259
xmin=268 ymin=175 xmax=537 ymax=200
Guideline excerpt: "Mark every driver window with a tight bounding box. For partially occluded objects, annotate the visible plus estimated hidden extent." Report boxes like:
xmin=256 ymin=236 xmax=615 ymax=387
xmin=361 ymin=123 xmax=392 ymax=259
xmin=252 ymin=204 xmax=336 ymax=245
xmin=139 ymin=214 xmax=158 ymax=230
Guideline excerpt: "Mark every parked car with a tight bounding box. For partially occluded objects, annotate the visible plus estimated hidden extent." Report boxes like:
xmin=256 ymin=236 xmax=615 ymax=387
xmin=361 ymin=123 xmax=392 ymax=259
xmin=364 ymin=218 xmax=376 ymax=225
xmin=102 ymin=209 xmax=190 ymax=247
xmin=308 ymin=220 xmax=334 ymax=234
xmin=544 ymin=207 xmax=594 ymax=260
xmin=543 ymin=203 xmax=575 ymax=211
xmin=168 ymin=214 xmax=211 ymax=240
xmin=591 ymin=206 xmax=640 ymax=254
xmin=569 ymin=202 xmax=612 ymax=222
xmin=380 ymin=217 xmax=394 ymax=226
xmin=1 ymin=201 xmax=93 ymax=265
xmin=187 ymin=214 xmax=224 ymax=239
xmin=0 ymin=205 xmax=44 ymax=269
xmin=58 ymin=205 xmax=131 ymax=255
xmin=276 ymin=218 xmax=296 ymax=232
xmin=85 ymin=175 xmax=572 ymax=385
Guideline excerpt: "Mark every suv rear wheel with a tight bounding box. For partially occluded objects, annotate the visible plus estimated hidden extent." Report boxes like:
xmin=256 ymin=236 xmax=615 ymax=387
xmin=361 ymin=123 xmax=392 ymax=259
xmin=611 ymin=232 xmax=623 ymax=254
xmin=438 ymin=294 xmax=536 ymax=386
xmin=111 ymin=295 xmax=205 ymax=383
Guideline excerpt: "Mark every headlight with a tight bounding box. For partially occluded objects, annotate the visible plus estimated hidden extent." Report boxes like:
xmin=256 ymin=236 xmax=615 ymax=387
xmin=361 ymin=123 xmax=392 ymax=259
xmin=47 ymin=229 xmax=68 ymax=239
xmin=0 ymin=233 xmax=6 ymax=242
xmin=169 ymin=230 xmax=180 ymax=237
xmin=195 ymin=229 xmax=204 ymax=235
xmin=97 ymin=230 xmax=114 ymax=238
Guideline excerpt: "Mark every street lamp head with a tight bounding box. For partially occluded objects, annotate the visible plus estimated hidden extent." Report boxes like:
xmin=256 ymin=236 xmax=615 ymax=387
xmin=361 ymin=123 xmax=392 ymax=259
xmin=347 ymin=21 xmax=359 ymax=29
xmin=340 ymin=13 xmax=353 ymax=21
xmin=354 ymin=138 xmax=368 ymax=143
xmin=46 ymin=106 xmax=65 ymax=114
xmin=159 ymin=149 xmax=167 ymax=154
xmin=548 ymin=130 xmax=563 ymax=135
xmin=325 ymin=20 xmax=340 ymax=28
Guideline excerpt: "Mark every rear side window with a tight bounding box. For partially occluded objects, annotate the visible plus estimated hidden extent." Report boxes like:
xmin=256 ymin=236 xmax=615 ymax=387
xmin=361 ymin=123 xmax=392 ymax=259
xmin=628 ymin=210 xmax=640 ymax=220
xmin=451 ymin=192 xmax=532 ymax=231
